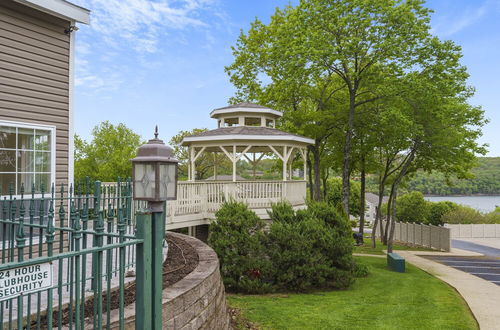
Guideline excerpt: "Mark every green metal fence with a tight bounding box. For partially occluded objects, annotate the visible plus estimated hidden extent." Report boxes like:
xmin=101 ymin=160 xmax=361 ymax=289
xmin=0 ymin=179 xmax=143 ymax=329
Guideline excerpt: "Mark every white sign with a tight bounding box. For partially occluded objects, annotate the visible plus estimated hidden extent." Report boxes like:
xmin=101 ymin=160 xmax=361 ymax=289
xmin=0 ymin=263 xmax=53 ymax=301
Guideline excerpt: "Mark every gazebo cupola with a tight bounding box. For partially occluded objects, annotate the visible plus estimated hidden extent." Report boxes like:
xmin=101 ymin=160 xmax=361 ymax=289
xmin=181 ymin=103 xmax=314 ymax=182
xmin=210 ymin=102 xmax=282 ymax=128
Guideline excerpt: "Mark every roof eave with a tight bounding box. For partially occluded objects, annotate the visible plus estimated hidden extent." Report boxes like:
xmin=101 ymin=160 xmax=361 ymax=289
xmin=14 ymin=0 xmax=90 ymax=24
xmin=181 ymin=134 xmax=315 ymax=146
xmin=209 ymin=107 xmax=283 ymax=118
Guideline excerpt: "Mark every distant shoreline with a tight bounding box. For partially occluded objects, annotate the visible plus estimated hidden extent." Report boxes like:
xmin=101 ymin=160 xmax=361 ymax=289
xmin=424 ymin=194 xmax=500 ymax=197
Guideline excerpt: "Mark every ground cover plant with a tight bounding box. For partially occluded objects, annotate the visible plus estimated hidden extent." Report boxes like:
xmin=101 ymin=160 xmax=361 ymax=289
xmin=208 ymin=201 xmax=366 ymax=293
xmin=228 ymin=256 xmax=478 ymax=330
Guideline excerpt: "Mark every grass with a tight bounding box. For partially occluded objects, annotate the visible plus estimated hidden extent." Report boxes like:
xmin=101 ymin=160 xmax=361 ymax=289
xmin=353 ymin=238 xmax=434 ymax=255
xmin=228 ymin=256 xmax=478 ymax=330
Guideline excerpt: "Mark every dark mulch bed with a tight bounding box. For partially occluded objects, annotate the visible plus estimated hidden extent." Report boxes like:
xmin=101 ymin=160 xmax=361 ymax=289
xmin=38 ymin=233 xmax=199 ymax=328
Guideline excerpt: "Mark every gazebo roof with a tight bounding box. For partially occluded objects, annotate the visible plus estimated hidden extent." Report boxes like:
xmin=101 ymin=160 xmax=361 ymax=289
xmin=181 ymin=126 xmax=314 ymax=146
xmin=210 ymin=102 xmax=283 ymax=119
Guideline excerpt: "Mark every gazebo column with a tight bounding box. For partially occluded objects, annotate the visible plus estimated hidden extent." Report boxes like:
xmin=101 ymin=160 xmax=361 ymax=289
xmin=300 ymin=148 xmax=307 ymax=180
xmin=219 ymin=145 xmax=253 ymax=182
xmin=269 ymin=145 xmax=294 ymax=181
xmin=232 ymin=145 xmax=237 ymax=182
xmin=189 ymin=146 xmax=206 ymax=181
xmin=283 ymin=146 xmax=287 ymax=181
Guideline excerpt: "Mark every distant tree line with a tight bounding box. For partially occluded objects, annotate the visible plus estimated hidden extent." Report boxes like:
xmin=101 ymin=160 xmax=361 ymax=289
xmin=367 ymin=157 xmax=500 ymax=196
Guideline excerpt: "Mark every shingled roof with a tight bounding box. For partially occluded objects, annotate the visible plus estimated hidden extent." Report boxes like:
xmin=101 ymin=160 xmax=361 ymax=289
xmin=186 ymin=126 xmax=304 ymax=138
xmin=214 ymin=102 xmax=272 ymax=111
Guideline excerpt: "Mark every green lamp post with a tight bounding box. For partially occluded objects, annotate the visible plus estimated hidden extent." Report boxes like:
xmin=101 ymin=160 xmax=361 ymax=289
xmin=132 ymin=126 xmax=178 ymax=329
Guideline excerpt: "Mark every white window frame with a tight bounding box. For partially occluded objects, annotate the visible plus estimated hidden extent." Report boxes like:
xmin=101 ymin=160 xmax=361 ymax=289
xmin=0 ymin=120 xmax=56 ymax=197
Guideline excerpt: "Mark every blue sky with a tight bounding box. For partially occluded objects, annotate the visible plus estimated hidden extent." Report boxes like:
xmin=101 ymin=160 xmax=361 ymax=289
xmin=72 ymin=0 xmax=500 ymax=156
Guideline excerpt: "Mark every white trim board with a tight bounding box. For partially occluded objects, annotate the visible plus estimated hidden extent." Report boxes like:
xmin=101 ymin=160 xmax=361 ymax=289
xmin=210 ymin=107 xmax=283 ymax=118
xmin=68 ymin=19 xmax=75 ymax=187
xmin=182 ymin=134 xmax=315 ymax=145
xmin=0 ymin=120 xmax=57 ymax=196
xmin=13 ymin=0 xmax=90 ymax=24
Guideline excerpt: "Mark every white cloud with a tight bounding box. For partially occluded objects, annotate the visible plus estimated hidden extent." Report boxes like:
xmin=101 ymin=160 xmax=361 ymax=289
xmin=72 ymin=0 xmax=223 ymax=91
xmin=73 ymin=0 xmax=216 ymax=53
xmin=432 ymin=2 xmax=489 ymax=37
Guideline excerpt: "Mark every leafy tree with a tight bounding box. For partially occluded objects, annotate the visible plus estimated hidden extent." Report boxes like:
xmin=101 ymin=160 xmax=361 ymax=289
xmin=427 ymin=201 xmax=456 ymax=226
xmin=325 ymin=178 xmax=361 ymax=217
xmin=74 ymin=121 xmax=142 ymax=183
xmin=393 ymin=191 xmax=429 ymax=224
xmin=226 ymin=0 xmax=436 ymax=210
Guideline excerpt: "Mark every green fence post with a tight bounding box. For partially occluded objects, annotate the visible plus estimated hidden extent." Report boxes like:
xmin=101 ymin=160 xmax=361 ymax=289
xmin=135 ymin=210 xmax=153 ymax=330
xmin=16 ymin=185 xmax=26 ymax=330
xmin=152 ymin=204 xmax=165 ymax=330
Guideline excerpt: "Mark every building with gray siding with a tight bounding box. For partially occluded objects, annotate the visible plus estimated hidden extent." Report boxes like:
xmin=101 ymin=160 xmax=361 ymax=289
xmin=0 ymin=0 xmax=89 ymax=195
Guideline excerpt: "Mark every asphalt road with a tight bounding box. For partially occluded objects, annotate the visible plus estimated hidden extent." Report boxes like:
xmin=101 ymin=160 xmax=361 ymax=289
xmin=425 ymin=239 xmax=500 ymax=286
xmin=452 ymin=239 xmax=500 ymax=258
xmin=425 ymin=255 xmax=500 ymax=286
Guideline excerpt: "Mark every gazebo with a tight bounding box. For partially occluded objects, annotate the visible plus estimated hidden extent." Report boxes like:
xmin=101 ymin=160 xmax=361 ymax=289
xmin=181 ymin=102 xmax=314 ymax=182
xmin=159 ymin=103 xmax=314 ymax=230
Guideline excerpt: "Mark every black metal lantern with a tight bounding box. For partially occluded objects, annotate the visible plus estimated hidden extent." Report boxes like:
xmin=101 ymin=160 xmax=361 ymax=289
xmin=131 ymin=127 xmax=178 ymax=202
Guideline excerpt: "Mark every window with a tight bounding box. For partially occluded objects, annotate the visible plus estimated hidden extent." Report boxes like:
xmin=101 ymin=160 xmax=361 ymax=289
xmin=0 ymin=122 xmax=55 ymax=195
xmin=266 ymin=119 xmax=275 ymax=127
xmin=244 ymin=117 xmax=261 ymax=126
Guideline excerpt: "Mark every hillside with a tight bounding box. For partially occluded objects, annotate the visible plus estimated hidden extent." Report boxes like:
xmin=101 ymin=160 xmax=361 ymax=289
xmin=366 ymin=157 xmax=500 ymax=196
xmin=405 ymin=157 xmax=500 ymax=195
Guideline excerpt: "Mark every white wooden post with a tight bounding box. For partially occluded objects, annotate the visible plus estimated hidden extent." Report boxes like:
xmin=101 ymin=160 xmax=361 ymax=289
xmin=283 ymin=146 xmax=287 ymax=181
xmin=260 ymin=117 xmax=266 ymax=127
xmin=233 ymin=145 xmax=237 ymax=182
xmin=301 ymin=148 xmax=307 ymax=180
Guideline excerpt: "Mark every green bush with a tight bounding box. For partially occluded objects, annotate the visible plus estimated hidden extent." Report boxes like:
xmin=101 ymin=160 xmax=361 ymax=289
xmin=209 ymin=201 xmax=361 ymax=293
xmin=441 ymin=205 xmax=484 ymax=224
xmin=427 ymin=201 xmax=457 ymax=226
xmin=208 ymin=201 xmax=272 ymax=293
xmin=395 ymin=191 xmax=429 ymax=224
xmin=267 ymin=201 xmax=297 ymax=223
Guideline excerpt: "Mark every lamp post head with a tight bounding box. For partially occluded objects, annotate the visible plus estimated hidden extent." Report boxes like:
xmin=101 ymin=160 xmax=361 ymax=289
xmin=131 ymin=127 xmax=179 ymax=202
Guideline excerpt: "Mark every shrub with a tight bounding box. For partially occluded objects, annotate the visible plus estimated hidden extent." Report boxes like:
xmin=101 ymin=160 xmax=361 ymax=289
xmin=441 ymin=205 xmax=484 ymax=224
xmin=266 ymin=216 xmax=355 ymax=291
xmin=210 ymin=201 xmax=362 ymax=293
xmin=208 ymin=201 xmax=272 ymax=293
xmin=267 ymin=201 xmax=297 ymax=223
xmin=394 ymin=191 xmax=429 ymax=224
xmin=427 ymin=201 xmax=457 ymax=226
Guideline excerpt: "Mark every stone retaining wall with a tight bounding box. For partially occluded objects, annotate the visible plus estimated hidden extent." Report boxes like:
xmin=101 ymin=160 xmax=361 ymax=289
xmin=110 ymin=232 xmax=231 ymax=329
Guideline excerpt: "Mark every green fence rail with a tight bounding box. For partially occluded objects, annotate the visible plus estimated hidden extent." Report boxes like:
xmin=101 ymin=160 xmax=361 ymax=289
xmin=0 ymin=179 xmax=142 ymax=329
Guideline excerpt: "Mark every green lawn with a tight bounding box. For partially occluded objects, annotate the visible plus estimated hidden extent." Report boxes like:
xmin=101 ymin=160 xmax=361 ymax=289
xmin=228 ymin=256 xmax=478 ymax=330
xmin=353 ymin=238 xmax=433 ymax=255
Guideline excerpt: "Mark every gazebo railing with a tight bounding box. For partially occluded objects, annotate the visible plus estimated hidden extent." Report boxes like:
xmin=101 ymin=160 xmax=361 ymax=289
xmin=103 ymin=180 xmax=307 ymax=226
xmin=171 ymin=180 xmax=306 ymax=216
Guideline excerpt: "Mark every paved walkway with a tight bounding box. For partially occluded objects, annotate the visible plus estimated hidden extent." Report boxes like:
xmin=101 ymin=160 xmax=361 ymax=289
xmin=397 ymin=248 xmax=500 ymax=330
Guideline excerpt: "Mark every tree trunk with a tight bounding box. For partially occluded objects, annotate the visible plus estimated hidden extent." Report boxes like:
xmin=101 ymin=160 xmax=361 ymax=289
xmin=341 ymin=90 xmax=356 ymax=215
xmin=312 ymin=142 xmax=322 ymax=201
xmin=371 ymin=173 xmax=387 ymax=248
xmin=321 ymin=167 xmax=329 ymax=200
xmin=387 ymin=187 xmax=398 ymax=253
xmin=358 ymin=157 xmax=366 ymax=243
xmin=387 ymin=148 xmax=417 ymax=250
xmin=307 ymin=150 xmax=313 ymax=199
xmin=383 ymin=187 xmax=395 ymax=245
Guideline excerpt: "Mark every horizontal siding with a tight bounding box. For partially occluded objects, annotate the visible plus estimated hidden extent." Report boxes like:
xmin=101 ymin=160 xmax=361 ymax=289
xmin=0 ymin=68 xmax=68 ymax=90
xmin=0 ymin=1 xmax=71 ymax=187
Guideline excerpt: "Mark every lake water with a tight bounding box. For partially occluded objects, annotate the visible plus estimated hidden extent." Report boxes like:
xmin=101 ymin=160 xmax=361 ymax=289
xmin=424 ymin=195 xmax=500 ymax=213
